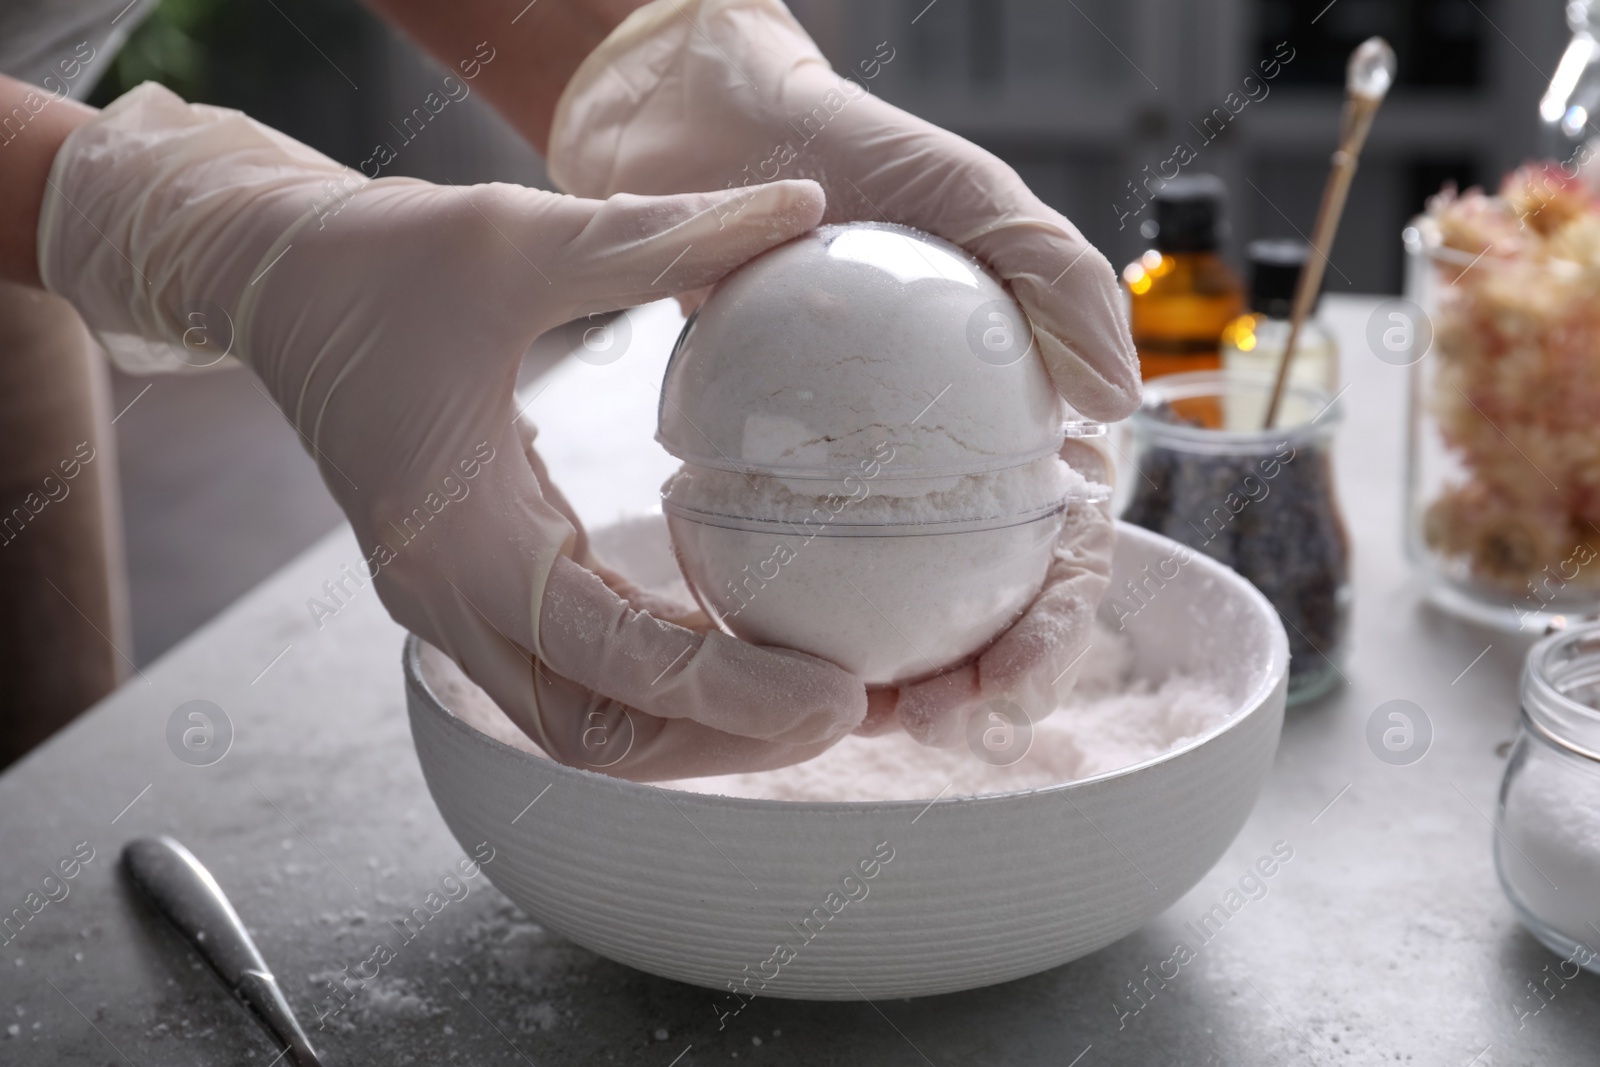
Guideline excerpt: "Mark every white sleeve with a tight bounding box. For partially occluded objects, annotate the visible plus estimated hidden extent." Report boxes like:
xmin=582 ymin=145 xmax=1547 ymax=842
xmin=0 ymin=0 xmax=158 ymax=97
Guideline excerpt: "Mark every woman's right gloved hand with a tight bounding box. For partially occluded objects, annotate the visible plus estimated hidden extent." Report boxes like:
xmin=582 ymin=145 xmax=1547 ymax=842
xmin=546 ymin=0 xmax=1141 ymax=423
xmin=854 ymin=439 xmax=1115 ymax=748
xmin=37 ymin=82 xmax=866 ymax=778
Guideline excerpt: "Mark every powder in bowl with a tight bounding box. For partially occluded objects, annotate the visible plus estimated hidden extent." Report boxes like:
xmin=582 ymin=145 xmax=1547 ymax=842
xmin=438 ymin=621 xmax=1238 ymax=800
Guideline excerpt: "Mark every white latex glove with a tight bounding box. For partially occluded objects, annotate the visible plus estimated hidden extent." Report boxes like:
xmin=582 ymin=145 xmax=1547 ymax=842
xmin=511 ymin=420 xmax=848 ymax=778
xmin=546 ymin=0 xmax=1127 ymax=748
xmin=39 ymin=82 xmax=866 ymax=778
xmin=850 ymin=440 xmax=1114 ymax=748
xmin=546 ymin=0 xmax=1140 ymax=423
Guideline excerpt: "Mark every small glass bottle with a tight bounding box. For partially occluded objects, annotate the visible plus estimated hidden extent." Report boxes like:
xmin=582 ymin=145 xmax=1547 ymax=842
xmin=1220 ymin=240 xmax=1339 ymax=430
xmin=1495 ymin=622 xmax=1600 ymax=975
xmin=1123 ymin=174 xmax=1246 ymax=384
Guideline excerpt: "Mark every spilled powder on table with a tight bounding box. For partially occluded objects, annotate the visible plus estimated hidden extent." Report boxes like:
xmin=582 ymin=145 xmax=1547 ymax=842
xmin=434 ymin=622 xmax=1236 ymax=802
xmin=446 ymin=903 xmax=573 ymax=1033
xmin=305 ymin=971 xmax=443 ymax=1034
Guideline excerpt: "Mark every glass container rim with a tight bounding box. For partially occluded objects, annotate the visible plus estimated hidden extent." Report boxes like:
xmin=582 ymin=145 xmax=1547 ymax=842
xmin=652 ymin=430 xmax=1110 ymax=480
xmin=658 ymin=494 xmax=1083 ymax=537
xmin=1128 ymin=369 xmax=1341 ymax=453
xmin=1521 ymin=621 xmax=1600 ymax=763
xmin=1404 ymin=214 xmax=1595 ymax=275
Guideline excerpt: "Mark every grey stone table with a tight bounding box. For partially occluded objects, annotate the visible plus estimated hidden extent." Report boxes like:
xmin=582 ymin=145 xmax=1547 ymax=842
xmin=3 ymin=296 xmax=1596 ymax=1066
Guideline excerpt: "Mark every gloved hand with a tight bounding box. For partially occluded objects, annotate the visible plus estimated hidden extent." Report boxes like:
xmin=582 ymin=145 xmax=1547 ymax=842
xmin=545 ymin=0 xmax=1141 ymax=423
xmin=38 ymin=82 xmax=866 ymax=779
xmin=545 ymin=0 xmax=1129 ymax=747
xmin=856 ymin=440 xmax=1115 ymax=747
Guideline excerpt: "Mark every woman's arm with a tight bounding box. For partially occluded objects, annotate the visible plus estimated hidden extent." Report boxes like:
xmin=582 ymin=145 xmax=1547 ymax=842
xmin=2 ymin=0 xmax=646 ymax=285
xmin=0 ymin=73 xmax=95 ymax=286
xmin=359 ymin=0 xmax=647 ymax=154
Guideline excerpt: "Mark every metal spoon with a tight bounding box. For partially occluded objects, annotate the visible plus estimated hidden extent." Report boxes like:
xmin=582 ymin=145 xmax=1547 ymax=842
xmin=123 ymin=836 xmax=323 ymax=1066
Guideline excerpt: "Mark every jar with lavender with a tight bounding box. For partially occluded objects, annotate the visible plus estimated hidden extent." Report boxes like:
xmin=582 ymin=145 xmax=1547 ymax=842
xmin=1120 ymin=370 xmax=1349 ymax=705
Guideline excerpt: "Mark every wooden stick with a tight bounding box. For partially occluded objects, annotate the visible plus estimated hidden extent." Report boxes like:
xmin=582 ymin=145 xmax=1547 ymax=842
xmin=1262 ymin=91 xmax=1385 ymax=429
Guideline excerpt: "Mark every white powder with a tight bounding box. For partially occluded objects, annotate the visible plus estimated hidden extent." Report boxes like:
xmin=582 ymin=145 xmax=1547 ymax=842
xmin=304 ymin=971 xmax=442 ymax=1034
xmin=431 ymin=625 xmax=1237 ymax=800
xmin=657 ymin=223 xmax=1066 ymax=475
xmin=664 ymin=498 xmax=1066 ymax=685
xmin=1497 ymin=739 xmax=1600 ymax=949
xmin=661 ymin=456 xmax=1095 ymax=685
xmin=661 ymin=453 xmax=1090 ymax=686
xmin=663 ymin=455 xmax=1084 ymax=522
xmin=667 ymin=624 xmax=1235 ymax=800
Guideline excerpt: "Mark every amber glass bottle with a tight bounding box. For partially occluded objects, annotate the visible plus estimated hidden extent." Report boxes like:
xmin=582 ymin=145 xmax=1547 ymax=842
xmin=1124 ymin=174 xmax=1245 ymax=384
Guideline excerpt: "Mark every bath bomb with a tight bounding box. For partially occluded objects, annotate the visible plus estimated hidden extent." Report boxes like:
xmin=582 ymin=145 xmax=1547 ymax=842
xmin=657 ymin=222 xmax=1066 ymax=481
xmin=658 ymin=223 xmax=1083 ymax=686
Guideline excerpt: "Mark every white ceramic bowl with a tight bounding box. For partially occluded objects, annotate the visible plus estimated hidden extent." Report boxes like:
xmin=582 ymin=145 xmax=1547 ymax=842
xmin=405 ymin=519 xmax=1288 ymax=1001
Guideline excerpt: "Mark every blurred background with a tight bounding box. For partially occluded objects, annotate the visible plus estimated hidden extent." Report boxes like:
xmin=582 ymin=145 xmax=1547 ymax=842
xmin=74 ymin=0 xmax=1569 ymax=678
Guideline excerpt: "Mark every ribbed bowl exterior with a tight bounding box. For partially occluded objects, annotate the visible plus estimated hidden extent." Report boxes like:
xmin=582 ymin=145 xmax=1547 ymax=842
xmin=405 ymin=524 xmax=1288 ymax=1001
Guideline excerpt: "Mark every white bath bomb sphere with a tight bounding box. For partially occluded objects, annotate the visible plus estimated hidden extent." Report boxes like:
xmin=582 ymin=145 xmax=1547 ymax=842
xmin=658 ymin=222 xmax=1075 ymax=685
xmin=657 ymin=222 xmax=1065 ymax=477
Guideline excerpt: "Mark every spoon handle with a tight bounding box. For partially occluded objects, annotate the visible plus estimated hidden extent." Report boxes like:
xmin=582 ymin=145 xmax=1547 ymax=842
xmin=123 ymin=836 xmax=322 ymax=1066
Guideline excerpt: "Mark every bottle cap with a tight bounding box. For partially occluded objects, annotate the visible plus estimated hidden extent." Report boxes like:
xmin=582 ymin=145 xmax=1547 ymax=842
xmin=1150 ymin=174 xmax=1229 ymax=253
xmin=1247 ymin=239 xmax=1313 ymax=319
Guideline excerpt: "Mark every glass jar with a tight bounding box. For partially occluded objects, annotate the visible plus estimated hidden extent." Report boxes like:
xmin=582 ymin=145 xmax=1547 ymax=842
xmin=1539 ymin=0 xmax=1600 ymax=166
xmin=1120 ymin=370 xmax=1350 ymax=705
xmin=1403 ymin=218 xmax=1600 ymax=632
xmin=1495 ymin=622 xmax=1600 ymax=973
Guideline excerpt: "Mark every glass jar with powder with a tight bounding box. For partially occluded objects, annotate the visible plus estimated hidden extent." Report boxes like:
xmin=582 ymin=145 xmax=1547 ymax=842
xmin=1119 ymin=370 xmax=1349 ymax=705
xmin=1496 ymin=622 xmax=1600 ymax=972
